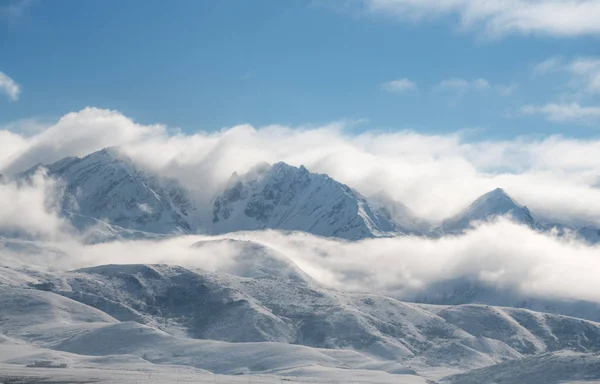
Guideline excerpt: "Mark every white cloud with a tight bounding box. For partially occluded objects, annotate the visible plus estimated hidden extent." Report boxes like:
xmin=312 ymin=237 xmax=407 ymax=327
xmin=0 ymin=107 xmax=165 ymax=174
xmin=0 ymin=171 xmax=74 ymax=241
xmin=0 ymin=71 xmax=21 ymax=101
xmin=381 ymin=78 xmax=417 ymax=92
xmin=359 ymin=0 xmax=600 ymax=38
xmin=7 ymin=221 xmax=600 ymax=305
xmin=522 ymin=102 xmax=600 ymax=124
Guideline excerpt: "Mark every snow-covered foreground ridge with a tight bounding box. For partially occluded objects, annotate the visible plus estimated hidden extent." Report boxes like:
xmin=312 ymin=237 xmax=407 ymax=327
xmin=10 ymin=147 xmax=600 ymax=243
xmin=2 ymin=259 xmax=600 ymax=384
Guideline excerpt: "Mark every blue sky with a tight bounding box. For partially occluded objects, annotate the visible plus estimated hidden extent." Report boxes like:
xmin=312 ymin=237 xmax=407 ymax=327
xmin=1 ymin=0 xmax=599 ymax=138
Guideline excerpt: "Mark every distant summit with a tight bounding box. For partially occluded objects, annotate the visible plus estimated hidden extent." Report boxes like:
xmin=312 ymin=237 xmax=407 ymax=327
xmin=441 ymin=188 xmax=539 ymax=233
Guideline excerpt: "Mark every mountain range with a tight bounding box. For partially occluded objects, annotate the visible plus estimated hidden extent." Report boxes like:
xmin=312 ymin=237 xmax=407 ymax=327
xmin=2 ymin=147 xmax=600 ymax=383
xmin=13 ymin=147 xmax=600 ymax=243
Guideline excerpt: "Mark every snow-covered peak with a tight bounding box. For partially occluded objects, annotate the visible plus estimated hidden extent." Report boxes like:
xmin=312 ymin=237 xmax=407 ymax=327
xmin=442 ymin=188 xmax=538 ymax=233
xmin=27 ymin=148 xmax=195 ymax=234
xmin=210 ymin=162 xmax=398 ymax=240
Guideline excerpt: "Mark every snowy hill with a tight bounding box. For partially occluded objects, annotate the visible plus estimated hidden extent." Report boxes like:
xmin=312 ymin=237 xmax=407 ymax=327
xmin=21 ymin=148 xmax=196 ymax=234
xmin=3 ymin=262 xmax=600 ymax=381
xmin=442 ymin=350 xmax=600 ymax=384
xmin=210 ymin=162 xmax=399 ymax=240
xmin=408 ymin=278 xmax=600 ymax=323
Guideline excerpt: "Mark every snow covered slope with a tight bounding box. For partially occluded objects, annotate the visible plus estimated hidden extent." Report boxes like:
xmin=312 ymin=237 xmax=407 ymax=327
xmin=442 ymin=350 xmax=600 ymax=384
xmin=22 ymin=148 xmax=196 ymax=234
xmin=3 ymin=259 xmax=600 ymax=382
xmin=9 ymin=263 xmax=600 ymax=374
xmin=210 ymin=162 xmax=399 ymax=240
xmin=410 ymin=278 xmax=600 ymax=323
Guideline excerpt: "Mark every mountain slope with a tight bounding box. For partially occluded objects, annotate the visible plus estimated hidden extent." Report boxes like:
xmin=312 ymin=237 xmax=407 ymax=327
xmin=210 ymin=162 xmax=399 ymax=240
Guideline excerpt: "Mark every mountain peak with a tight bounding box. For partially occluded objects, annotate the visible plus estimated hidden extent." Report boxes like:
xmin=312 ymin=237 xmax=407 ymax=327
xmin=81 ymin=147 xmax=129 ymax=164
xmin=268 ymin=162 xmax=310 ymax=176
xmin=210 ymin=161 xmax=397 ymax=240
xmin=442 ymin=187 xmax=538 ymax=232
xmin=473 ymin=187 xmax=516 ymax=206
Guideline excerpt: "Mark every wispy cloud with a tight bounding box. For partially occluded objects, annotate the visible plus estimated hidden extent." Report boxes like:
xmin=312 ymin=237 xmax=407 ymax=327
xmin=0 ymin=71 xmax=21 ymax=101
xmin=381 ymin=78 xmax=417 ymax=93
xmin=568 ymin=58 xmax=600 ymax=95
xmin=356 ymin=0 xmax=600 ymax=38
xmin=521 ymin=102 xmax=600 ymax=124
xmin=533 ymin=57 xmax=563 ymax=76
xmin=437 ymin=78 xmax=472 ymax=92
xmin=436 ymin=77 xmax=516 ymax=96
xmin=0 ymin=0 xmax=33 ymax=24
xmin=496 ymin=84 xmax=519 ymax=96
xmin=534 ymin=56 xmax=600 ymax=95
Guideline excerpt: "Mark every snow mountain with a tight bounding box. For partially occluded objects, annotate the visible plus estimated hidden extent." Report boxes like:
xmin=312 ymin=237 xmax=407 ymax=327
xmin=21 ymin=148 xmax=196 ymax=235
xmin=10 ymin=148 xmax=599 ymax=243
xmin=439 ymin=187 xmax=600 ymax=243
xmin=210 ymin=162 xmax=399 ymax=240
xmin=441 ymin=188 xmax=539 ymax=233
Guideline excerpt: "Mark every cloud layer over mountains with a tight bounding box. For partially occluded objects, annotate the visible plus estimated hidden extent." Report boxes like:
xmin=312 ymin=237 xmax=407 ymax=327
xmin=1 ymin=107 xmax=600 ymax=307
xmin=2 ymin=107 xmax=600 ymax=224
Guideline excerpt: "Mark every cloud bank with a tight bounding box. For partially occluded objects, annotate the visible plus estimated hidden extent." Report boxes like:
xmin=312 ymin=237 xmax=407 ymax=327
xmin=522 ymin=102 xmax=600 ymax=124
xmin=2 ymin=107 xmax=600 ymax=226
xmin=3 ymin=217 xmax=600 ymax=306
